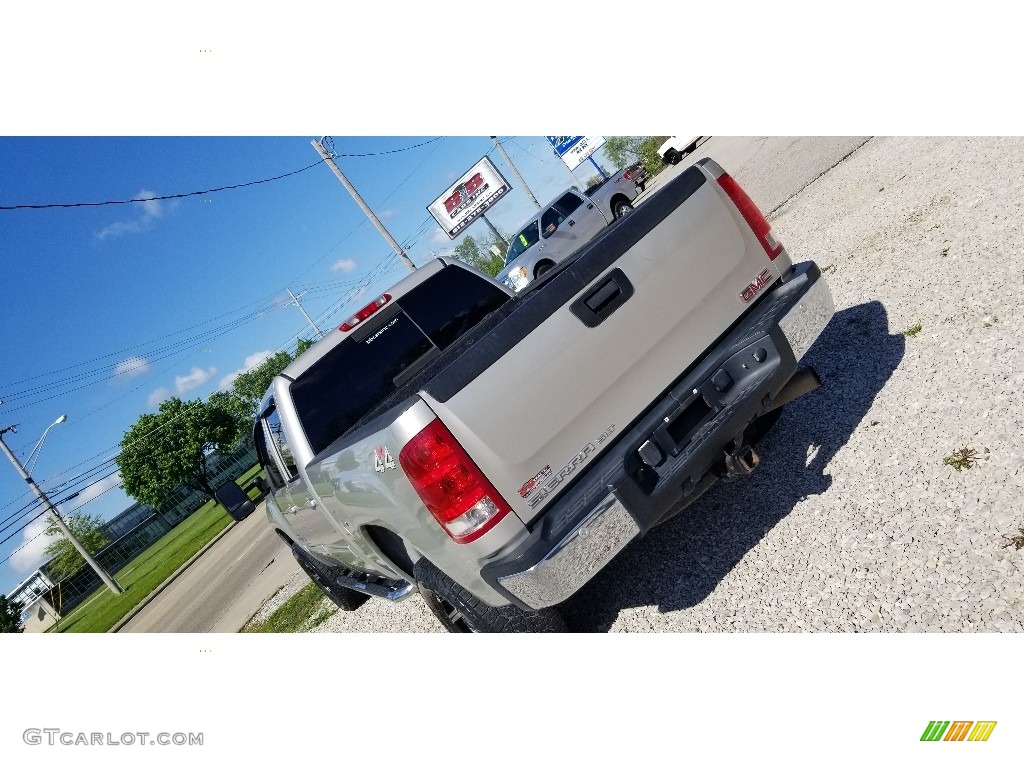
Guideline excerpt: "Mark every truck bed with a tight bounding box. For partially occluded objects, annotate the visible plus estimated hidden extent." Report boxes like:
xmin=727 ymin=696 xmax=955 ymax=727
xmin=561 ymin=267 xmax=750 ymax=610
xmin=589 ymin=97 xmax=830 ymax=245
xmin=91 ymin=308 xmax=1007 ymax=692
xmin=420 ymin=161 xmax=791 ymax=525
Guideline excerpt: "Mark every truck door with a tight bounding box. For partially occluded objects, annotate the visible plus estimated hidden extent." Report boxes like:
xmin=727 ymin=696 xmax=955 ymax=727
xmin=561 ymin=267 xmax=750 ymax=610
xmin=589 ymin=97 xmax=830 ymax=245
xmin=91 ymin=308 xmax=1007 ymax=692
xmin=556 ymin=189 xmax=605 ymax=244
xmin=259 ymin=403 xmax=318 ymax=548
xmin=538 ymin=199 xmax=579 ymax=263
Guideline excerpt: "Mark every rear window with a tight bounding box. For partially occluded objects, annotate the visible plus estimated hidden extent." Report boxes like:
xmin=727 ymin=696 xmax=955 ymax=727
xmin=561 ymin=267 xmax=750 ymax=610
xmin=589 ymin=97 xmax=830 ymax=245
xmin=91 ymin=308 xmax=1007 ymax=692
xmin=290 ymin=266 xmax=509 ymax=455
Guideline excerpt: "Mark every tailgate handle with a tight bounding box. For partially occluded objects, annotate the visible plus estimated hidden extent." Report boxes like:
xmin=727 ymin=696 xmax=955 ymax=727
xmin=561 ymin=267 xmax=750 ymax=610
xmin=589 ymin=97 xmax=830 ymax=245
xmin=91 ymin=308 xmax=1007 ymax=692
xmin=570 ymin=268 xmax=634 ymax=327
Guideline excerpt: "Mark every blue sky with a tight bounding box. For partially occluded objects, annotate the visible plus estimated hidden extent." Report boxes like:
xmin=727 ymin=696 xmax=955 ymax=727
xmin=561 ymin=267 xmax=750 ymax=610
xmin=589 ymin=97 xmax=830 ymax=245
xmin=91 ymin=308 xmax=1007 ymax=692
xmin=0 ymin=135 xmax=628 ymax=594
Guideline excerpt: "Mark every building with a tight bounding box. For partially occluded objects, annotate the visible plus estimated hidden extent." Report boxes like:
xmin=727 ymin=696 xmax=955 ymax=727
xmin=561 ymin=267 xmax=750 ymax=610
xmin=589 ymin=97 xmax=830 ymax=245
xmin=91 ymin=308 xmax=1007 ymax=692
xmin=6 ymin=442 xmax=258 ymax=621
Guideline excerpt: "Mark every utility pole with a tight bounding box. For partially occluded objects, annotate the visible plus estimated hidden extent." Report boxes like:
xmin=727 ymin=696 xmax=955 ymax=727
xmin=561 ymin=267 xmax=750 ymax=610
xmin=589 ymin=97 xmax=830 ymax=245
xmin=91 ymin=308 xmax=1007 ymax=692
xmin=311 ymin=137 xmax=417 ymax=273
xmin=0 ymin=423 xmax=123 ymax=595
xmin=480 ymin=214 xmax=505 ymax=245
xmin=491 ymin=136 xmax=542 ymax=211
xmin=286 ymin=288 xmax=325 ymax=339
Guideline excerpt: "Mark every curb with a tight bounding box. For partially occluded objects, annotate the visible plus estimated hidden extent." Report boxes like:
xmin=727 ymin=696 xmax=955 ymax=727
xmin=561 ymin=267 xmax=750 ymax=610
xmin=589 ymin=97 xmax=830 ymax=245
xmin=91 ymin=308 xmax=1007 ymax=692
xmin=108 ymin=519 xmax=239 ymax=633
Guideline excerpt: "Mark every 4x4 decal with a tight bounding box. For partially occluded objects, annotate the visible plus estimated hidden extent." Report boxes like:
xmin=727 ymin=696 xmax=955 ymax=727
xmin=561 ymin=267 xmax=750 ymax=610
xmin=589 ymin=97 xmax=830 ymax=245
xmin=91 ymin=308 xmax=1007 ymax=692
xmin=374 ymin=446 xmax=396 ymax=474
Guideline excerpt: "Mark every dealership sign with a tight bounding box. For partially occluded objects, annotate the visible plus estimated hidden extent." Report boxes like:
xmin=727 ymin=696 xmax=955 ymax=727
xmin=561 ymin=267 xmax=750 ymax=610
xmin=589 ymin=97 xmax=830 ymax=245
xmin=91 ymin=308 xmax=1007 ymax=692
xmin=546 ymin=136 xmax=606 ymax=171
xmin=428 ymin=156 xmax=511 ymax=240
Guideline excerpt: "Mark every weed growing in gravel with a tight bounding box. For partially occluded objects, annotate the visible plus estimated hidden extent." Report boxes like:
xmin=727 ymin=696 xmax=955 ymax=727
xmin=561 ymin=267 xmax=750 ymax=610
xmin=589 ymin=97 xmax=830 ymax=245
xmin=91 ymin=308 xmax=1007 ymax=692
xmin=821 ymin=264 xmax=836 ymax=274
xmin=903 ymin=322 xmax=923 ymax=337
xmin=940 ymin=246 xmax=950 ymax=257
xmin=243 ymin=582 xmax=330 ymax=632
xmin=308 ymin=607 xmax=337 ymax=629
xmin=943 ymin=447 xmax=980 ymax=472
xmin=1002 ymin=529 xmax=1024 ymax=551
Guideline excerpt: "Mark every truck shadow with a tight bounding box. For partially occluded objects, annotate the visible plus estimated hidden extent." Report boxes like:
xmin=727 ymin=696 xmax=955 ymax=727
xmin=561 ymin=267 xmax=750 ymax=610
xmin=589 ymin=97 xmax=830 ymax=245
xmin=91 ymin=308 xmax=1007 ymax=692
xmin=560 ymin=299 xmax=905 ymax=632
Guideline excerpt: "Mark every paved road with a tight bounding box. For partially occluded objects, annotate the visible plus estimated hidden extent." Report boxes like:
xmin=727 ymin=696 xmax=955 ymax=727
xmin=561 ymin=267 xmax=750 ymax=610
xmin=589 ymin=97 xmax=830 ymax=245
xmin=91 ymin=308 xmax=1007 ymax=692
xmin=637 ymin=135 xmax=870 ymax=215
xmin=118 ymin=505 xmax=297 ymax=633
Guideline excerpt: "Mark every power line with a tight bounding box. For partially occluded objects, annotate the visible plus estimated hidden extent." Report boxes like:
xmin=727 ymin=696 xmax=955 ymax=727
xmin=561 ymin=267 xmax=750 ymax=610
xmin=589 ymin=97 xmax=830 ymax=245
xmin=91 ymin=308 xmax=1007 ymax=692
xmin=0 ymin=289 xmax=286 ymax=390
xmin=0 ymin=160 xmax=325 ymax=211
xmin=0 ymin=137 xmax=446 ymax=212
xmin=0 ymin=468 xmax=123 ymax=560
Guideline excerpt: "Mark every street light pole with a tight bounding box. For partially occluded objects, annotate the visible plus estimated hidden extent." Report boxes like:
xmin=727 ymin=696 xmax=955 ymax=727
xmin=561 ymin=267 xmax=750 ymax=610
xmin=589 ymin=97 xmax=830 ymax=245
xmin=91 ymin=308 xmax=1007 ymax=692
xmin=25 ymin=414 xmax=67 ymax=473
xmin=0 ymin=422 xmax=123 ymax=595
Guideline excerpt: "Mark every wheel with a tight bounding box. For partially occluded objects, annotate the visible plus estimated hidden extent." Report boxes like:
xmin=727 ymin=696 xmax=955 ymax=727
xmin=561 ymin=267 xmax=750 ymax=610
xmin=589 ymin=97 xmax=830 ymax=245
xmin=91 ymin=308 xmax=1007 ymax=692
xmin=613 ymin=200 xmax=634 ymax=219
xmin=292 ymin=544 xmax=370 ymax=611
xmin=534 ymin=260 xmax=554 ymax=279
xmin=664 ymin=149 xmax=680 ymax=165
xmin=635 ymin=182 xmax=645 ymax=193
xmin=413 ymin=559 xmax=566 ymax=633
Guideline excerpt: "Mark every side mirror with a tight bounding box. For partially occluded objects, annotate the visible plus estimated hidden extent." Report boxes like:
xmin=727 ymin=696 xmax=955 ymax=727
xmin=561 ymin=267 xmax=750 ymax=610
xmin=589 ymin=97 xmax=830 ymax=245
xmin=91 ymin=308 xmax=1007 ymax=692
xmin=544 ymin=223 xmax=557 ymax=237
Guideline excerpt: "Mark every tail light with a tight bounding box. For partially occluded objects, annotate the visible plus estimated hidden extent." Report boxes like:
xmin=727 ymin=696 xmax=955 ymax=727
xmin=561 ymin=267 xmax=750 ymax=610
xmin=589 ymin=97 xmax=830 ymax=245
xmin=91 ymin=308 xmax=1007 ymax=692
xmin=715 ymin=173 xmax=783 ymax=260
xmin=339 ymin=293 xmax=392 ymax=332
xmin=399 ymin=419 xmax=511 ymax=543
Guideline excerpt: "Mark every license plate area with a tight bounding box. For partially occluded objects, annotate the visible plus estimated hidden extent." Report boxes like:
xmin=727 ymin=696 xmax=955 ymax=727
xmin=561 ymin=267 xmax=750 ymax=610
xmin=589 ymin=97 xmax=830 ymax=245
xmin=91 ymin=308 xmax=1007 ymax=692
xmin=656 ymin=394 xmax=713 ymax=456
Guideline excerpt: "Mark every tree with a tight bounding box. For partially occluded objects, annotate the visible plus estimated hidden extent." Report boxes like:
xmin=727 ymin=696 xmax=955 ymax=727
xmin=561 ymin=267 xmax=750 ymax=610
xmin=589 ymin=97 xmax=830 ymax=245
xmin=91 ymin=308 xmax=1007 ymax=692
xmin=0 ymin=594 xmax=24 ymax=633
xmin=229 ymin=350 xmax=294 ymax=419
xmin=42 ymin=511 xmax=111 ymax=580
xmin=603 ymin=136 xmax=669 ymax=175
xmin=453 ymin=233 xmax=506 ymax=277
xmin=119 ymin=396 xmax=245 ymax=507
xmin=295 ymin=337 xmax=314 ymax=356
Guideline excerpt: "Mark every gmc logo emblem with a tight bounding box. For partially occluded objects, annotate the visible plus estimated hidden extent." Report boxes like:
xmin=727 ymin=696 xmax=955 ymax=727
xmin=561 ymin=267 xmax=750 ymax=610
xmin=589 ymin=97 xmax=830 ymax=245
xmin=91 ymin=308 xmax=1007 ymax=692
xmin=741 ymin=269 xmax=772 ymax=303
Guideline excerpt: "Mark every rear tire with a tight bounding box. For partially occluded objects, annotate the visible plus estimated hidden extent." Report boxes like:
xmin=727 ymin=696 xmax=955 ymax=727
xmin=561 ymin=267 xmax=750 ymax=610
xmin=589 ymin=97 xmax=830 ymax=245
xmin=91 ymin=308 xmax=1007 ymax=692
xmin=292 ymin=544 xmax=370 ymax=611
xmin=664 ymin=149 xmax=680 ymax=165
xmin=414 ymin=559 xmax=566 ymax=633
xmin=613 ymin=200 xmax=634 ymax=219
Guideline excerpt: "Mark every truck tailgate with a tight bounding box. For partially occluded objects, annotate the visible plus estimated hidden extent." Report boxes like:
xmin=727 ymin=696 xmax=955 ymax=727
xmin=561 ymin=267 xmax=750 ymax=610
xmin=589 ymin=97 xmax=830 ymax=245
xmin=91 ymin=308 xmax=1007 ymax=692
xmin=421 ymin=164 xmax=789 ymax=526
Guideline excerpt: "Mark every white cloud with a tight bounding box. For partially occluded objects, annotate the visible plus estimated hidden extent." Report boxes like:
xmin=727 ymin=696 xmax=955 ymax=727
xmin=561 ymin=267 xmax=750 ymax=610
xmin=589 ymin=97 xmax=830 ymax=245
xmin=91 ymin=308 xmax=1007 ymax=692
xmin=331 ymin=258 xmax=358 ymax=274
xmin=95 ymin=189 xmax=172 ymax=240
xmin=114 ymin=356 xmax=151 ymax=378
xmin=8 ymin=515 xmax=58 ymax=575
xmin=378 ymin=209 xmax=397 ymax=221
xmin=147 ymin=386 xmax=172 ymax=408
xmin=219 ymin=350 xmax=275 ymax=390
xmin=430 ymin=228 xmax=453 ymax=246
xmin=61 ymin=471 xmax=123 ymax=515
xmin=7 ymin=472 xmax=126 ymax=579
xmin=175 ymin=366 xmax=217 ymax=395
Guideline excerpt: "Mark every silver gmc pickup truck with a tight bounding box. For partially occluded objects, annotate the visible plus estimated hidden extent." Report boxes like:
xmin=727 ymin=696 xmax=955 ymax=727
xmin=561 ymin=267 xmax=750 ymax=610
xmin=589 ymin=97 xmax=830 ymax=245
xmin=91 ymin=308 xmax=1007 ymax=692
xmin=253 ymin=158 xmax=835 ymax=632
xmin=496 ymin=171 xmax=639 ymax=293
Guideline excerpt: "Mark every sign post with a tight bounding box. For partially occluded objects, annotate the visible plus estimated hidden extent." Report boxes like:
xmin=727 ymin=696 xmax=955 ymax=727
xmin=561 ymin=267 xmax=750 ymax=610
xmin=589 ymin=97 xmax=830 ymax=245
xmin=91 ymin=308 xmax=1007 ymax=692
xmin=546 ymin=136 xmax=608 ymax=179
xmin=427 ymin=157 xmax=512 ymax=241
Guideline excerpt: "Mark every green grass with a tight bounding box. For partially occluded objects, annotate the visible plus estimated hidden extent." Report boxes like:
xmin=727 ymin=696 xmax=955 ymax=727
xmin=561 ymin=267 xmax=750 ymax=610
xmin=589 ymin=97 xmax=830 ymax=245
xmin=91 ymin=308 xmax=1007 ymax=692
xmin=52 ymin=465 xmax=265 ymax=633
xmin=242 ymin=582 xmax=334 ymax=633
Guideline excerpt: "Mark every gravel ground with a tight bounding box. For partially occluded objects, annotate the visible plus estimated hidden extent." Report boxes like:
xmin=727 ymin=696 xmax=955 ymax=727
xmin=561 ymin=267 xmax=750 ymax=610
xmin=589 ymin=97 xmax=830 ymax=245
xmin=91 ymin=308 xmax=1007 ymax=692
xmin=243 ymin=567 xmax=444 ymax=633
xmin=249 ymin=136 xmax=1024 ymax=633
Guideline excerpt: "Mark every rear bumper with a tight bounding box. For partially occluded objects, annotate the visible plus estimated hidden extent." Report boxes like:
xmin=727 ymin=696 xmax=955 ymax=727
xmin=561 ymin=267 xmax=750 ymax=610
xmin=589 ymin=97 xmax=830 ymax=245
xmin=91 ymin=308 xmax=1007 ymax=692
xmin=481 ymin=262 xmax=834 ymax=610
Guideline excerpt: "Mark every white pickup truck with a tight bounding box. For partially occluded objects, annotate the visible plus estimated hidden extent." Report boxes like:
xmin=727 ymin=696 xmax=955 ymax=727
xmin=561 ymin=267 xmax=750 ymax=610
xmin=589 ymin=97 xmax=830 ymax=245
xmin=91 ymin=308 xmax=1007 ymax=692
xmin=660 ymin=135 xmax=702 ymax=165
xmin=496 ymin=171 xmax=640 ymax=292
xmin=253 ymin=158 xmax=835 ymax=632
